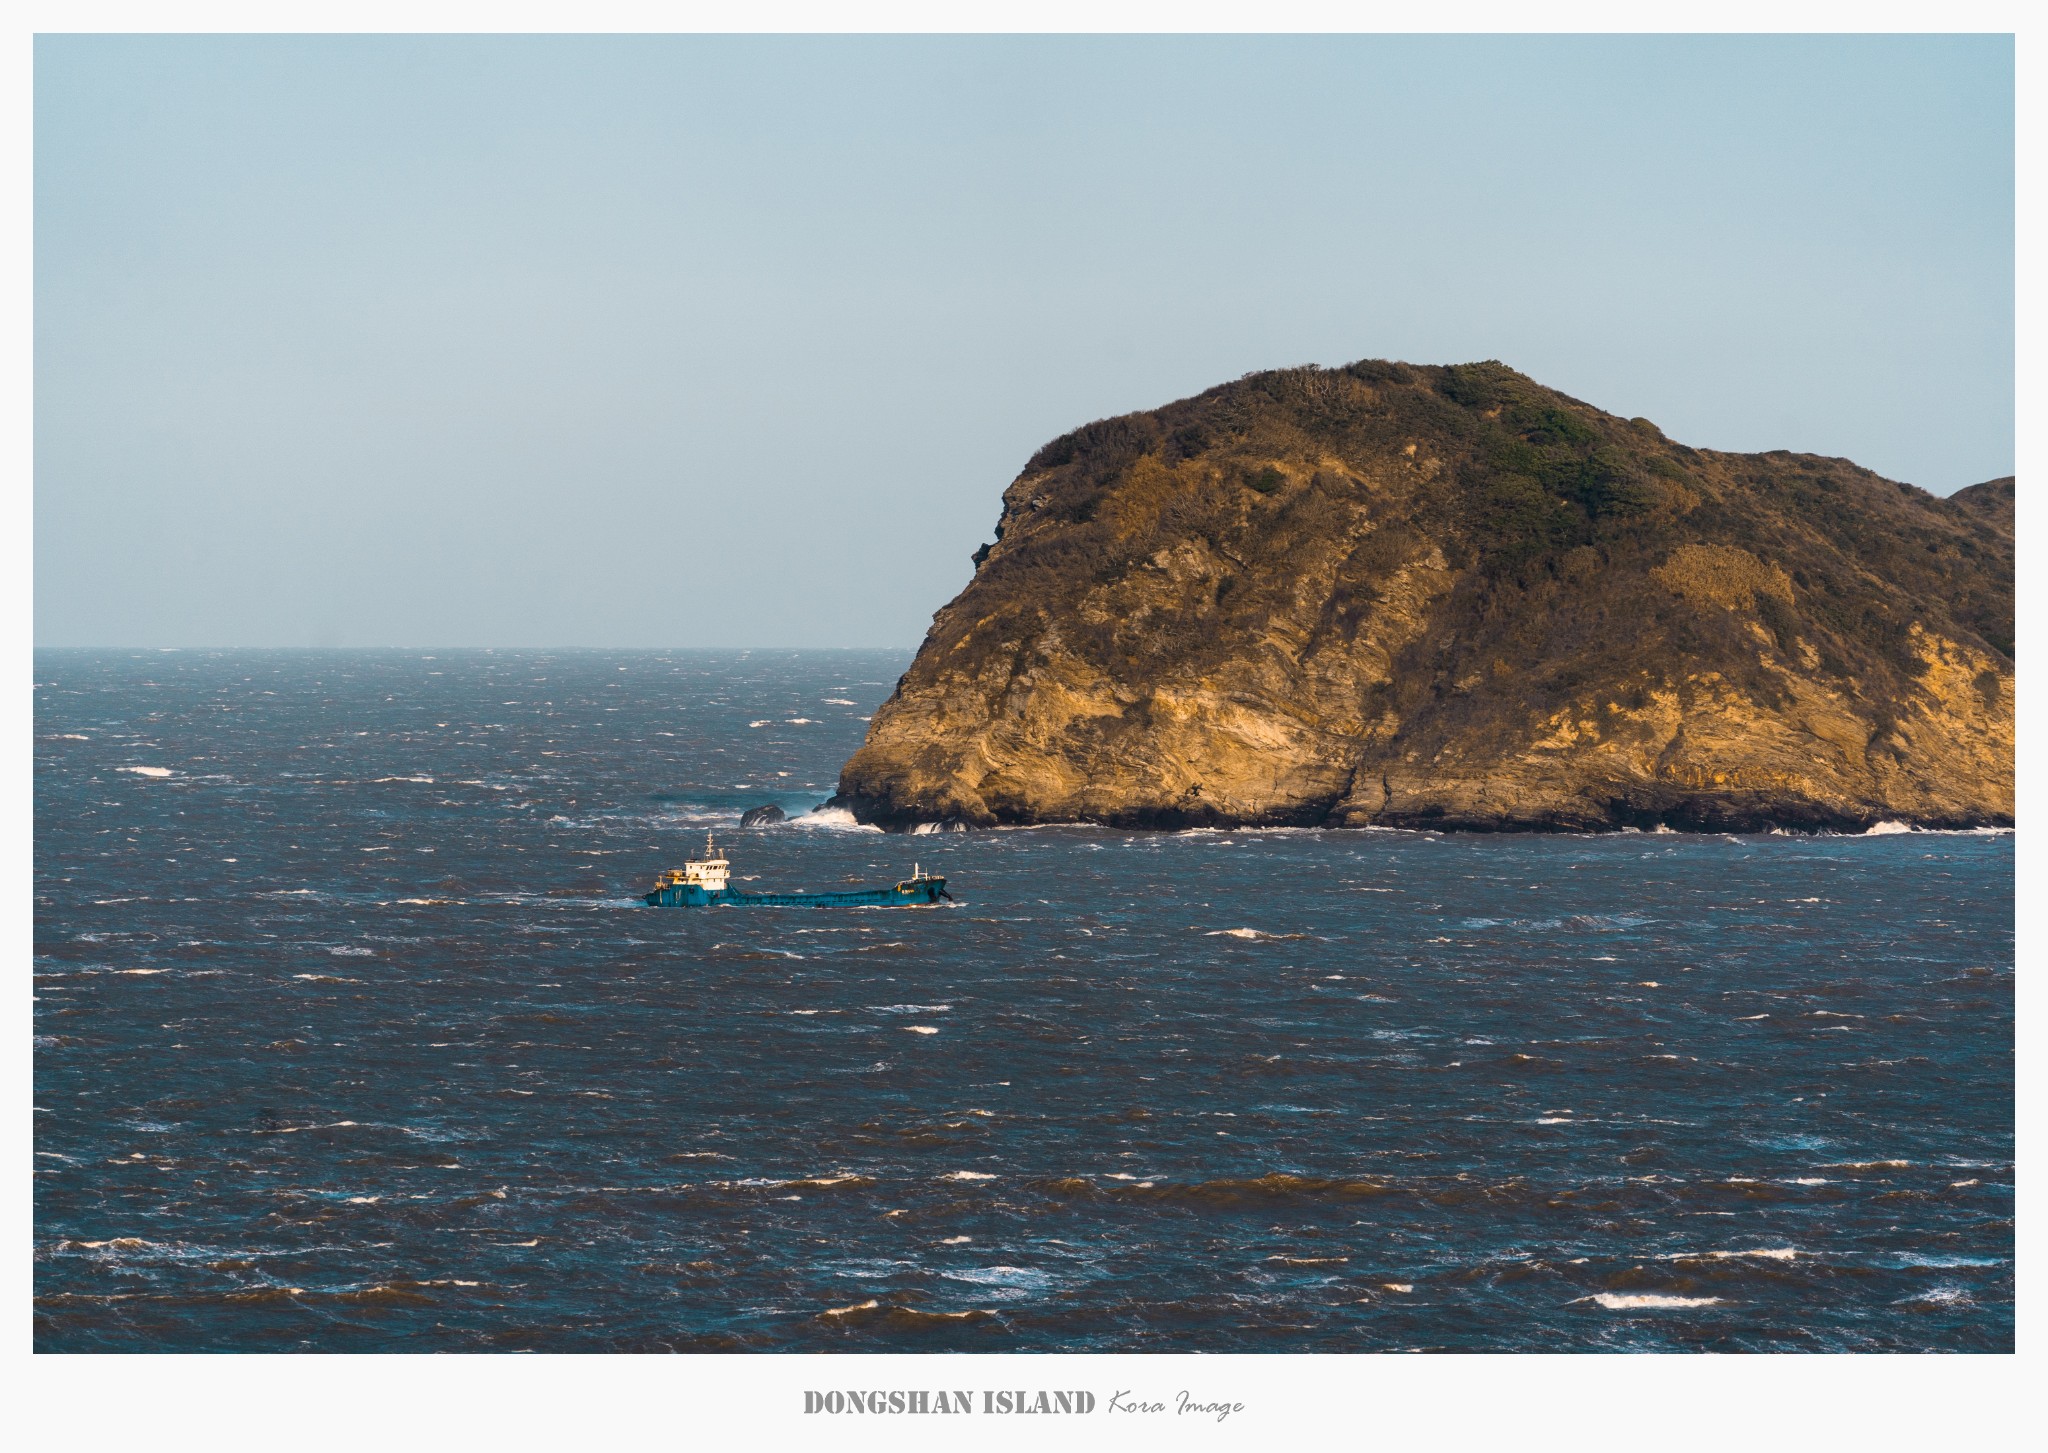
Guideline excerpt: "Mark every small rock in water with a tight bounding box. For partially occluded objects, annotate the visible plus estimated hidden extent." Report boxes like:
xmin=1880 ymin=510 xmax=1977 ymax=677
xmin=739 ymin=804 xmax=787 ymax=828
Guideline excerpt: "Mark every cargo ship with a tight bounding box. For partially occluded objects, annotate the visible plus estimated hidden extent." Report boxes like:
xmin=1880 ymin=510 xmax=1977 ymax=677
xmin=643 ymin=833 xmax=953 ymax=908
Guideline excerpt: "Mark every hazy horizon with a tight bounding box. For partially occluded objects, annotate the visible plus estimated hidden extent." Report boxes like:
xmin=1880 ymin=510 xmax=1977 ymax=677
xmin=37 ymin=35 xmax=2014 ymax=648
xmin=32 ymin=644 xmax=918 ymax=653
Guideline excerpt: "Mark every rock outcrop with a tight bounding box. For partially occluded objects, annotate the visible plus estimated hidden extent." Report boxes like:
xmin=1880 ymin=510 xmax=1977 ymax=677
xmin=836 ymin=360 xmax=2013 ymax=832
xmin=739 ymin=803 xmax=788 ymax=828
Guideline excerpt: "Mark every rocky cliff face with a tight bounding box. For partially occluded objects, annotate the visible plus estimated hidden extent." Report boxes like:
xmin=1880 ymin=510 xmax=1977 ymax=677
xmin=837 ymin=360 xmax=2014 ymax=832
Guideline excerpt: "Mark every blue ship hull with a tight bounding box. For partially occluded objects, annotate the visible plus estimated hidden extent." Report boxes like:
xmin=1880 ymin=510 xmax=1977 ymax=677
xmin=644 ymin=877 xmax=950 ymax=908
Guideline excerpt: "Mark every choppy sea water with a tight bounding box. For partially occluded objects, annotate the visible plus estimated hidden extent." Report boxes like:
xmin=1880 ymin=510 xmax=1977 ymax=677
xmin=34 ymin=649 xmax=2013 ymax=1352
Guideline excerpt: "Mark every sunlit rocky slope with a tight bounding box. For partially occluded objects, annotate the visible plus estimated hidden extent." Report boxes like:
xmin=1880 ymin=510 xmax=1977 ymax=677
xmin=835 ymin=360 xmax=2013 ymax=832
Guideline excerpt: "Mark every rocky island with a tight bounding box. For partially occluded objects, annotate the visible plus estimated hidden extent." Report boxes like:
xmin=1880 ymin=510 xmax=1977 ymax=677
xmin=835 ymin=360 xmax=2013 ymax=832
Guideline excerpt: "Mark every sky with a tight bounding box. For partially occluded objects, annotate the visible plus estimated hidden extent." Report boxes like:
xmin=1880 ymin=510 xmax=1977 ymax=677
xmin=34 ymin=34 xmax=2015 ymax=648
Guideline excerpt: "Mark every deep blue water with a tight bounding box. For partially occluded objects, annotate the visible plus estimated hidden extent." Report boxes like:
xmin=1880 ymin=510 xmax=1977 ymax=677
xmin=34 ymin=649 xmax=2014 ymax=1352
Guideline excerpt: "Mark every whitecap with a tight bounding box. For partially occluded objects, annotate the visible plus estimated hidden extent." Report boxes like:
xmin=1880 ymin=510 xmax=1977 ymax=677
xmin=790 ymin=806 xmax=881 ymax=832
xmin=938 ymin=1265 xmax=1055 ymax=1290
xmin=1898 ymin=1285 xmax=1973 ymax=1307
xmin=938 ymin=1170 xmax=996 ymax=1181
xmin=1578 ymin=1293 xmax=1726 ymax=1309
xmin=118 ymin=766 xmax=172 ymax=778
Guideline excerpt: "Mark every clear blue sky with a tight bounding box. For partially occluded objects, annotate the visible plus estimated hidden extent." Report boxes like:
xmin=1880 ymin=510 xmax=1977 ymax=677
xmin=35 ymin=34 xmax=2014 ymax=648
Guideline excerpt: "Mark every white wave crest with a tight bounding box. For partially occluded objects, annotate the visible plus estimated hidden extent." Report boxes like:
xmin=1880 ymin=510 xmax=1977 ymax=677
xmin=1848 ymin=820 xmax=2011 ymax=837
xmin=939 ymin=1265 xmax=1055 ymax=1289
xmin=1579 ymin=1293 xmax=1726 ymax=1309
xmin=791 ymin=806 xmax=881 ymax=833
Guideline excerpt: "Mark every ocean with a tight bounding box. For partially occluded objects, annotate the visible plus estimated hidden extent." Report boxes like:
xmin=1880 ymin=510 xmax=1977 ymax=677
xmin=33 ymin=648 xmax=2014 ymax=1352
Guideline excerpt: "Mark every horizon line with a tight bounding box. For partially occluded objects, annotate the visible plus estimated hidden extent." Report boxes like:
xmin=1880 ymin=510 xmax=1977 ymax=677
xmin=31 ymin=643 xmax=922 ymax=652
